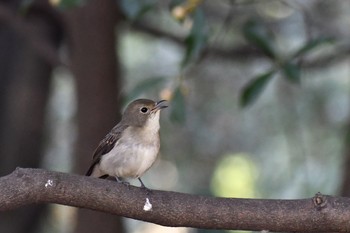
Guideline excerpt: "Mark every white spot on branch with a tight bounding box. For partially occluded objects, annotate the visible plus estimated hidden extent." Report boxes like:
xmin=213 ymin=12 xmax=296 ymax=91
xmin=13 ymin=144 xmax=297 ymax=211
xmin=143 ymin=198 xmax=152 ymax=211
xmin=45 ymin=179 xmax=54 ymax=188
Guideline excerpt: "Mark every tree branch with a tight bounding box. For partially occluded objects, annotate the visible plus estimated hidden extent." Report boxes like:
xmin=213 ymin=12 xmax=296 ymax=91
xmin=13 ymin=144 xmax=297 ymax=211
xmin=132 ymin=21 xmax=350 ymax=69
xmin=1 ymin=168 xmax=350 ymax=232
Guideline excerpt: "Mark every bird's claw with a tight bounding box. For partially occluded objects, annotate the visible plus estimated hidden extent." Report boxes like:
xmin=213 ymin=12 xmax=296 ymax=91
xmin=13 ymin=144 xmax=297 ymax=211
xmin=115 ymin=177 xmax=130 ymax=188
xmin=121 ymin=181 xmax=130 ymax=188
xmin=138 ymin=178 xmax=152 ymax=195
xmin=141 ymin=185 xmax=152 ymax=195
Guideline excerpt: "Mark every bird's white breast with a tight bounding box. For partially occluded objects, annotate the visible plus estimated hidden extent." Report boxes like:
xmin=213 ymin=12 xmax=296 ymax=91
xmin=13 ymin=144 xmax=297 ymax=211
xmin=99 ymin=111 xmax=161 ymax=178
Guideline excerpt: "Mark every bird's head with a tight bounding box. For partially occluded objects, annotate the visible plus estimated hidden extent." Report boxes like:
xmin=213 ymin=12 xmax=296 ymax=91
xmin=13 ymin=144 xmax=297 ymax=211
xmin=121 ymin=99 xmax=168 ymax=127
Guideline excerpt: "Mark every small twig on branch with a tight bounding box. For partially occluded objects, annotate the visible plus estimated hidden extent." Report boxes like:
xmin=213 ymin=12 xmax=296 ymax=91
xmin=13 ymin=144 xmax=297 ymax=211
xmin=0 ymin=168 xmax=350 ymax=232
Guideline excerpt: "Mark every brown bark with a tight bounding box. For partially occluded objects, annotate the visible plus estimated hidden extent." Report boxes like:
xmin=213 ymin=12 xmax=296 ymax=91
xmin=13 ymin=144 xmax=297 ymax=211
xmin=341 ymin=127 xmax=350 ymax=196
xmin=1 ymin=168 xmax=350 ymax=232
xmin=63 ymin=0 xmax=124 ymax=232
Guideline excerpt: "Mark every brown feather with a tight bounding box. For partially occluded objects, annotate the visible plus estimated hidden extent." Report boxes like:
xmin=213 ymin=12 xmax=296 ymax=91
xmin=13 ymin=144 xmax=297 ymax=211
xmin=85 ymin=123 xmax=128 ymax=176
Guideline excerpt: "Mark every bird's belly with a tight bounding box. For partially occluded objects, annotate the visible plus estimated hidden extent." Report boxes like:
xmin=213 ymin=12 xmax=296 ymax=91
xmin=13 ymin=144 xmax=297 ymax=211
xmin=99 ymin=142 xmax=159 ymax=178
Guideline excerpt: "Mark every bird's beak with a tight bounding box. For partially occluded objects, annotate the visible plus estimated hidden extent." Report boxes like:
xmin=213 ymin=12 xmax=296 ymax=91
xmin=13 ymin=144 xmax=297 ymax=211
xmin=152 ymin=100 xmax=168 ymax=112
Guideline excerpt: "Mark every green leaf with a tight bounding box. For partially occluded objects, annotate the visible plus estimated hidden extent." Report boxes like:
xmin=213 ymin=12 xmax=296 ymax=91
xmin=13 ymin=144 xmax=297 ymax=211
xmin=181 ymin=8 xmax=208 ymax=68
xmin=57 ymin=0 xmax=86 ymax=9
xmin=282 ymin=61 xmax=301 ymax=84
xmin=170 ymin=87 xmax=186 ymax=123
xmin=243 ymin=20 xmax=276 ymax=59
xmin=240 ymin=70 xmax=275 ymax=108
xmin=127 ymin=77 xmax=165 ymax=101
xmin=292 ymin=37 xmax=334 ymax=58
xmin=119 ymin=0 xmax=155 ymax=21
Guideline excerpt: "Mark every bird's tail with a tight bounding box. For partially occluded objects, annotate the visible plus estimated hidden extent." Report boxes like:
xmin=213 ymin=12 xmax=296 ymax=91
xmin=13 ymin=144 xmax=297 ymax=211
xmin=85 ymin=164 xmax=95 ymax=176
xmin=85 ymin=163 xmax=108 ymax=179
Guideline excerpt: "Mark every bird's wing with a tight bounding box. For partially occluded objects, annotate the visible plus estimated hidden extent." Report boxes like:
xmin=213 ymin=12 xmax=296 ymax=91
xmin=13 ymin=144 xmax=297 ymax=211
xmin=85 ymin=123 xmax=128 ymax=176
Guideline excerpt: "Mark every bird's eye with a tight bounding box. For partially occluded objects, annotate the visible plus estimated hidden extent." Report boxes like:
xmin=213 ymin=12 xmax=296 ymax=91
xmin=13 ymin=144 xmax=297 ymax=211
xmin=140 ymin=107 xmax=148 ymax=113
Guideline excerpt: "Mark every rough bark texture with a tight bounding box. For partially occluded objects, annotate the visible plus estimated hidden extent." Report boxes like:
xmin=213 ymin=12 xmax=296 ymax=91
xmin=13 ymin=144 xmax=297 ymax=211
xmin=341 ymin=126 xmax=350 ymax=196
xmin=1 ymin=168 xmax=350 ymax=232
xmin=63 ymin=0 xmax=123 ymax=232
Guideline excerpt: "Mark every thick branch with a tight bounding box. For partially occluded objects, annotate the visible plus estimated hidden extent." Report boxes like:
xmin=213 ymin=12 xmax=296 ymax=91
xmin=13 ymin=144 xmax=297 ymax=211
xmin=1 ymin=168 xmax=350 ymax=232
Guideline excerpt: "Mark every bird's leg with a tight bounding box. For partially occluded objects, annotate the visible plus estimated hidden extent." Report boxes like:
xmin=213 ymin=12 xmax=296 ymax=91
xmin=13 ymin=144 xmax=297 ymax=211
xmin=138 ymin=178 xmax=151 ymax=194
xmin=115 ymin=177 xmax=130 ymax=187
xmin=138 ymin=177 xmax=146 ymax=188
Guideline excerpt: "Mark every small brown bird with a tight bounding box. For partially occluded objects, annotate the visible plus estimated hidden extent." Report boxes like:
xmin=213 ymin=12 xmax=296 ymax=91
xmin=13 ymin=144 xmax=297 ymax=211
xmin=85 ymin=99 xmax=168 ymax=188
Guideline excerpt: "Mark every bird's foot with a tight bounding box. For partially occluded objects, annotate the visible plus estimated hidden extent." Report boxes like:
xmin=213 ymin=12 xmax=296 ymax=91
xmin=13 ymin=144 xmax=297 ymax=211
xmin=142 ymin=186 xmax=152 ymax=195
xmin=122 ymin=181 xmax=131 ymax=187
xmin=115 ymin=177 xmax=130 ymax=188
xmin=138 ymin=178 xmax=152 ymax=195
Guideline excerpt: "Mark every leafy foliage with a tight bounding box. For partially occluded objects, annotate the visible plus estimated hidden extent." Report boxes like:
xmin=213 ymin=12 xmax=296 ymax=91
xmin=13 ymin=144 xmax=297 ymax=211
xmin=240 ymin=70 xmax=275 ymax=108
xmin=181 ymin=8 xmax=208 ymax=68
xmin=282 ymin=61 xmax=300 ymax=84
xmin=170 ymin=87 xmax=186 ymax=123
xmin=243 ymin=20 xmax=277 ymax=59
xmin=119 ymin=0 xmax=156 ymax=21
xmin=292 ymin=37 xmax=334 ymax=58
xmin=117 ymin=1 xmax=336 ymax=110
xmin=241 ymin=19 xmax=335 ymax=107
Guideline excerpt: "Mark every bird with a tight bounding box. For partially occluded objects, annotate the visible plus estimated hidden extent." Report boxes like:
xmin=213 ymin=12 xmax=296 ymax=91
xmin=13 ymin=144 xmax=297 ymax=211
xmin=85 ymin=99 xmax=168 ymax=189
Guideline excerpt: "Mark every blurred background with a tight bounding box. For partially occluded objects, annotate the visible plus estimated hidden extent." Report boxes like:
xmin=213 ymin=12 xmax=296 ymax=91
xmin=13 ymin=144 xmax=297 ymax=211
xmin=0 ymin=0 xmax=349 ymax=233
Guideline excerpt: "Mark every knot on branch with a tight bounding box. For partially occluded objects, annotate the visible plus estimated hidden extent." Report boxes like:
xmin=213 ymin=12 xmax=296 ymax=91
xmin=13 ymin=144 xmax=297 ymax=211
xmin=14 ymin=167 xmax=26 ymax=178
xmin=313 ymin=192 xmax=327 ymax=210
xmin=14 ymin=167 xmax=32 ymax=183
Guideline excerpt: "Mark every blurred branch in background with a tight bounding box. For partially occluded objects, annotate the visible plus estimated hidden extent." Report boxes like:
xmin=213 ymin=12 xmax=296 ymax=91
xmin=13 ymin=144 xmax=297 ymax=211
xmin=131 ymin=24 xmax=350 ymax=75
xmin=130 ymin=6 xmax=349 ymax=69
